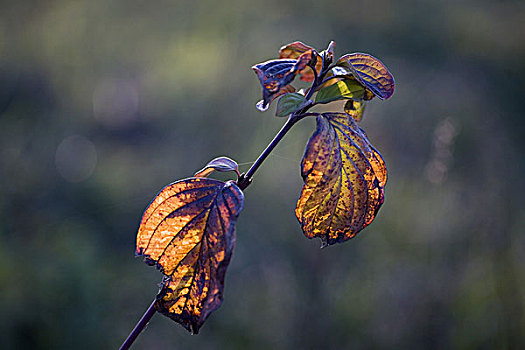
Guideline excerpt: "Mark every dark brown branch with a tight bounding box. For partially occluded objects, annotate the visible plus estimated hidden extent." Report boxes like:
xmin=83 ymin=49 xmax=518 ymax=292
xmin=119 ymin=299 xmax=157 ymax=350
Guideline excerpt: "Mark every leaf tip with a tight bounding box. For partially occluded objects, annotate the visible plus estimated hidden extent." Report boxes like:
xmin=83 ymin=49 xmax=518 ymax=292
xmin=256 ymin=99 xmax=269 ymax=112
xmin=251 ymin=65 xmax=264 ymax=79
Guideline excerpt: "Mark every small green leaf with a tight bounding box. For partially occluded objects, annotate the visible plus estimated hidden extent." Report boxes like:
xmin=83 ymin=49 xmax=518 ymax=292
xmin=275 ymin=92 xmax=306 ymax=117
xmin=315 ymin=79 xmax=365 ymax=104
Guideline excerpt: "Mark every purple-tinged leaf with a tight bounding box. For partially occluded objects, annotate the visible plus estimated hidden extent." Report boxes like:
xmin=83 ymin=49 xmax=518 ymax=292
xmin=253 ymin=50 xmax=313 ymax=111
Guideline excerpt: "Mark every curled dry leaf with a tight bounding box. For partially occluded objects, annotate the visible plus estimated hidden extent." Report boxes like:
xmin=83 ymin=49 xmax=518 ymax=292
xmin=136 ymin=177 xmax=244 ymax=333
xmin=195 ymin=156 xmax=240 ymax=178
xmin=295 ymin=113 xmax=387 ymax=246
xmin=252 ymin=50 xmax=313 ymax=111
xmin=336 ymin=53 xmax=395 ymax=100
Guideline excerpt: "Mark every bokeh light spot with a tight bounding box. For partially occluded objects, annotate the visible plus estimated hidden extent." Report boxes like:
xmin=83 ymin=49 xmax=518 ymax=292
xmin=55 ymin=135 xmax=97 ymax=183
xmin=92 ymin=78 xmax=139 ymax=129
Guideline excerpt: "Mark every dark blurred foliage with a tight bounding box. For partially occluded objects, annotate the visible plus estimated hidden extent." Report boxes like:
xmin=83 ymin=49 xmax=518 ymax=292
xmin=1 ymin=0 xmax=524 ymax=349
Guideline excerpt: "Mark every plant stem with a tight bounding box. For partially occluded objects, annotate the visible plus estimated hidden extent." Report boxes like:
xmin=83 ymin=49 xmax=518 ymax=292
xmin=237 ymin=53 xmax=330 ymax=190
xmin=238 ymin=115 xmax=297 ymax=190
xmin=119 ymin=299 xmax=157 ymax=350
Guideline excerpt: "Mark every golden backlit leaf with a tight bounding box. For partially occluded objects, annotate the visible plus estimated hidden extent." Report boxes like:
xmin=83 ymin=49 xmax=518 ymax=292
xmin=295 ymin=113 xmax=387 ymax=246
xmin=136 ymin=177 xmax=244 ymax=333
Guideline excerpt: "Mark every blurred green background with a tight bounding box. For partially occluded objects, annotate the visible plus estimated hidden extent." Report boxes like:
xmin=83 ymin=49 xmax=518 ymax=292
xmin=1 ymin=0 xmax=524 ymax=349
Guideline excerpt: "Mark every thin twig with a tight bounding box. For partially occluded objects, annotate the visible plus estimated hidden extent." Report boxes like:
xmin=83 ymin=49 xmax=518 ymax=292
xmin=238 ymin=115 xmax=297 ymax=190
xmin=119 ymin=299 xmax=157 ymax=350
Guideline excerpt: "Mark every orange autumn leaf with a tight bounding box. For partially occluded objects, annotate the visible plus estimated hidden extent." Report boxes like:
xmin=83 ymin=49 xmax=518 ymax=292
xmin=279 ymin=41 xmax=322 ymax=82
xmin=136 ymin=177 xmax=244 ymax=333
xmin=295 ymin=113 xmax=387 ymax=246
